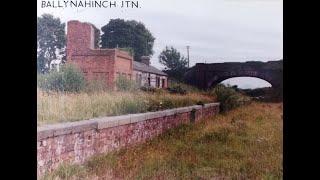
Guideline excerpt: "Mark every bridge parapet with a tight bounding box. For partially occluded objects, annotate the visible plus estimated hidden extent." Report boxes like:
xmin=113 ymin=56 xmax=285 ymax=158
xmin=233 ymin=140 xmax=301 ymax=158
xmin=184 ymin=60 xmax=283 ymax=90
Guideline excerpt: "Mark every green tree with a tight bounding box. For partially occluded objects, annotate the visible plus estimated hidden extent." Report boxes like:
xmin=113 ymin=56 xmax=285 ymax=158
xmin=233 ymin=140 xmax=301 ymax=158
xmin=100 ymin=19 xmax=155 ymax=61
xmin=159 ymin=46 xmax=188 ymax=81
xmin=37 ymin=14 xmax=66 ymax=73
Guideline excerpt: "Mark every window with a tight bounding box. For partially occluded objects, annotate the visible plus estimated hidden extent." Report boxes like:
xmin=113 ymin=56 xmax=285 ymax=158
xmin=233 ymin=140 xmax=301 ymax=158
xmin=139 ymin=74 xmax=142 ymax=85
xmin=136 ymin=74 xmax=142 ymax=85
xmin=162 ymin=79 xmax=165 ymax=88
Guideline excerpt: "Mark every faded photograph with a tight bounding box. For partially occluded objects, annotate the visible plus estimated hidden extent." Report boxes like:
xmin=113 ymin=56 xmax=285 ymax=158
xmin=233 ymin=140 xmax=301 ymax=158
xmin=37 ymin=0 xmax=283 ymax=179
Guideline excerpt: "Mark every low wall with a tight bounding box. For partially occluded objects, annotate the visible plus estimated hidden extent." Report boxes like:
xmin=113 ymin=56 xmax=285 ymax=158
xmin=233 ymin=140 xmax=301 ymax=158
xmin=37 ymin=103 xmax=220 ymax=177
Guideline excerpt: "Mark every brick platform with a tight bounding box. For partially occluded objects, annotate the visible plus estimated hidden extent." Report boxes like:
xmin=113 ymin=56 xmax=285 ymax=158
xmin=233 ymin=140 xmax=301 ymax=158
xmin=37 ymin=103 xmax=220 ymax=177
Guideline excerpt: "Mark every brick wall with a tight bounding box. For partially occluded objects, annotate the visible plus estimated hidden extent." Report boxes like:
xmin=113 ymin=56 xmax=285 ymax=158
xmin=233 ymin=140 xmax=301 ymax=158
xmin=37 ymin=103 xmax=220 ymax=177
xmin=66 ymin=20 xmax=134 ymax=89
xmin=114 ymin=50 xmax=133 ymax=80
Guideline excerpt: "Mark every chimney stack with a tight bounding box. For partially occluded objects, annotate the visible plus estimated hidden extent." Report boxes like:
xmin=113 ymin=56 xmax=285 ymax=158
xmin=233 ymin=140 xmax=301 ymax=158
xmin=141 ymin=56 xmax=150 ymax=66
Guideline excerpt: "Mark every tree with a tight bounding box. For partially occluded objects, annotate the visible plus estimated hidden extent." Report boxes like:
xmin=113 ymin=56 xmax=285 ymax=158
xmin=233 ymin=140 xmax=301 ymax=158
xmin=159 ymin=46 xmax=188 ymax=81
xmin=37 ymin=14 xmax=66 ymax=73
xmin=100 ymin=19 xmax=155 ymax=61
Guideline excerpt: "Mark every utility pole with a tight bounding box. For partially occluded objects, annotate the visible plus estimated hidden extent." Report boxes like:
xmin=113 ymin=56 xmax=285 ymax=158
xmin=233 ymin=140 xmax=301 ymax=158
xmin=186 ymin=45 xmax=190 ymax=68
xmin=145 ymin=41 xmax=148 ymax=55
xmin=146 ymin=41 xmax=152 ymax=55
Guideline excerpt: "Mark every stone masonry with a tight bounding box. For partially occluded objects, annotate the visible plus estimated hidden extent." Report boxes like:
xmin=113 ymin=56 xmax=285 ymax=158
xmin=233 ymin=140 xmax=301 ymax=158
xmin=67 ymin=20 xmax=134 ymax=89
xmin=37 ymin=103 xmax=220 ymax=177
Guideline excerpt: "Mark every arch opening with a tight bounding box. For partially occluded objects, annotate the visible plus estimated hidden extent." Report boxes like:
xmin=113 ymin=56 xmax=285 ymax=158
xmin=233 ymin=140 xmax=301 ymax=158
xmin=216 ymin=77 xmax=282 ymax=102
xmin=220 ymin=77 xmax=272 ymax=89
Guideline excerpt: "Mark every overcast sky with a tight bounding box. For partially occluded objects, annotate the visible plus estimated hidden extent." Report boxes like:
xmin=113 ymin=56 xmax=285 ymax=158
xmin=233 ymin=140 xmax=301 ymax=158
xmin=37 ymin=0 xmax=282 ymax=89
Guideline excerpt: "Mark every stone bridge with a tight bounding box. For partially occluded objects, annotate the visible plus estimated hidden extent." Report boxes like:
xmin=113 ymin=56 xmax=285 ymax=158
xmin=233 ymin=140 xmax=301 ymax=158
xmin=183 ymin=60 xmax=283 ymax=90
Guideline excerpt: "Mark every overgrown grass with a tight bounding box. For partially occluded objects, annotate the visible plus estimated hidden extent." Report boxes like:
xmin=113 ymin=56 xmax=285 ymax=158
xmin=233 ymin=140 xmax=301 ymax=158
xmin=42 ymin=102 xmax=283 ymax=179
xmin=168 ymin=80 xmax=204 ymax=93
xmin=37 ymin=88 xmax=214 ymax=125
xmin=210 ymin=84 xmax=251 ymax=112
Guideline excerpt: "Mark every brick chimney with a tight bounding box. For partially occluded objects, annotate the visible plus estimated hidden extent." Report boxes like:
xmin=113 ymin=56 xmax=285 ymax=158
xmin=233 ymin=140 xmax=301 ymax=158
xmin=141 ymin=56 xmax=150 ymax=66
xmin=66 ymin=20 xmax=99 ymax=61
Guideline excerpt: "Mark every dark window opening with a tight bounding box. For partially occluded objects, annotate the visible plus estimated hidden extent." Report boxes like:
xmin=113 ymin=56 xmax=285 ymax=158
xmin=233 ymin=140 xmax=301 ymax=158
xmin=162 ymin=79 xmax=165 ymax=88
xmin=139 ymin=74 xmax=142 ymax=85
xmin=156 ymin=77 xmax=160 ymax=88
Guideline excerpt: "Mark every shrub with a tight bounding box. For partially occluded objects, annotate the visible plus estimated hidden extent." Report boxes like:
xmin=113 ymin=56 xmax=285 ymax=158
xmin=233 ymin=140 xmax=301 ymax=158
xmin=38 ymin=70 xmax=64 ymax=92
xmin=115 ymin=76 xmax=139 ymax=91
xmin=211 ymin=84 xmax=250 ymax=112
xmin=167 ymin=84 xmax=187 ymax=95
xmin=37 ymin=64 xmax=85 ymax=92
xmin=140 ymin=86 xmax=157 ymax=92
xmin=168 ymin=80 xmax=203 ymax=93
xmin=60 ymin=64 xmax=85 ymax=92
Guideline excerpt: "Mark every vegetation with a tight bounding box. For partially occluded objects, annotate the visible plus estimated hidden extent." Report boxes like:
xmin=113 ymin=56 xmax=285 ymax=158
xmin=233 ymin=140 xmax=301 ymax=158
xmin=115 ymin=75 xmax=139 ymax=91
xmin=210 ymin=84 xmax=251 ymax=112
xmin=159 ymin=46 xmax=188 ymax=81
xmin=100 ymin=19 xmax=155 ymax=61
xmin=237 ymin=87 xmax=283 ymax=102
xmin=37 ymin=77 xmax=256 ymax=125
xmin=167 ymin=84 xmax=187 ymax=95
xmin=42 ymin=102 xmax=283 ymax=180
xmin=83 ymin=79 xmax=110 ymax=93
xmin=37 ymin=89 xmax=214 ymax=125
xmin=140 ymin=86 xmax=157 ymax=92
xmin=37 ymin=64 xmax=85 ymax=92
xmin=37 ymin=14 xmax=66 ymax=73
xmin=168 ymin=80 xmax=203 ymax=93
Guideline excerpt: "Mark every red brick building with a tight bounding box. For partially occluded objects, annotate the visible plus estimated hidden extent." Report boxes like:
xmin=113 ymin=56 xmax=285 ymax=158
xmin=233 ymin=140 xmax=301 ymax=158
xmin=66 ymin=20 xmax=167 ymax=89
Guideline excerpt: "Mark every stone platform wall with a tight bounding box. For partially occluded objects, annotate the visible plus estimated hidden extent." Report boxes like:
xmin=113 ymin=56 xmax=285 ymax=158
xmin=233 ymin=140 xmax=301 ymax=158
xmin=37 ymin=103 xmax=220 ymax=177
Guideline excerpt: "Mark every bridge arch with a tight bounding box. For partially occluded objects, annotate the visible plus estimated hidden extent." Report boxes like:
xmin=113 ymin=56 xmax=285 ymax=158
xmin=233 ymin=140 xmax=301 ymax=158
xmin=207 ymin=71 xmax=275 ymax=89
xmin=183 ymin=60 xmax=283 ymax=90
xmin=220 ymin=77 xmax=272 ymax=89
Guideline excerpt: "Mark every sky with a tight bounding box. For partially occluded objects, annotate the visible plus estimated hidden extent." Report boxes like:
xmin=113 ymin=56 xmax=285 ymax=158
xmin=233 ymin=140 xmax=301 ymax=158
xmin=37 ymin=0 xmax=282 ymax=89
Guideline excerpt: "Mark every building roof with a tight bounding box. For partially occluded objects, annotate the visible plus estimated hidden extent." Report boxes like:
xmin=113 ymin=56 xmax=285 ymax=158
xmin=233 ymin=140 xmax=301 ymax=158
xmin=133 ymin=61 xmax=167 ymax=76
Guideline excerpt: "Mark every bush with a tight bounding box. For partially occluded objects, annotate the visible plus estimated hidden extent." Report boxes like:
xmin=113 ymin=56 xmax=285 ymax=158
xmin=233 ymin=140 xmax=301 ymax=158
xmin=167 ymin=85 xmax=187 ymax=95
xmin=140 ymin=86 xmax=157 ymax=92
xmin=168 ymin=80 xmax=201 ymax=93
xmin=211 ymin=84 xmax=250 ymax=112
xmin=115 ymin=76 xmax=139 ymax=91
xmin=38 ymin=70 xmax=64 ymax=92
xmin=37 ymin=64 xmax=85 ymax=92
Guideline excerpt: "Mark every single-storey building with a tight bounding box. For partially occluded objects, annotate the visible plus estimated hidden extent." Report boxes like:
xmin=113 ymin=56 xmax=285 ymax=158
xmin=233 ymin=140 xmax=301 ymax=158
xmin=66 ymin=20 xmax=167 ymax=89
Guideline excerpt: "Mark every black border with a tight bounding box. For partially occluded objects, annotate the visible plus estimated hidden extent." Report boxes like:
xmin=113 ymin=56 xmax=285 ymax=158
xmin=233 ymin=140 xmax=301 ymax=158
xmin=283 ymin=0 xmax=317 ymax=178
xmin=3 ymin=0 xmax=303 ymax=178
xmin=2 ymin=0 xmax=37 ymax=178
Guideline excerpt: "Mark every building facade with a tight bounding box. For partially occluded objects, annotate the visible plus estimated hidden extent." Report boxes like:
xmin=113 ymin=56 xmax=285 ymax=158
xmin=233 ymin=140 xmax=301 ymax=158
xmin=66 ymin=20 xmax=167 ymax=89
xmin=133 ymin=59 xmax=167 ymax=88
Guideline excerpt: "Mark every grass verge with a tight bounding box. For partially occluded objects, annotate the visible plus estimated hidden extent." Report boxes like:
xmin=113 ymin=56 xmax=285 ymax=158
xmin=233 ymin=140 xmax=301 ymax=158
xmin=37 ymin=88 xmax=214 ymax=125
xmin=42 ymin=102 xmax=283 ymax=179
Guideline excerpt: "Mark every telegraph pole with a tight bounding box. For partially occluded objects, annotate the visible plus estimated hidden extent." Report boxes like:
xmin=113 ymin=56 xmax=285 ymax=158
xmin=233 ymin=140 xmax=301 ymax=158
xmin=186 ymin=45 xmax=190 ymax=68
